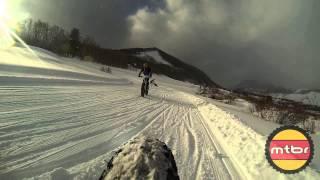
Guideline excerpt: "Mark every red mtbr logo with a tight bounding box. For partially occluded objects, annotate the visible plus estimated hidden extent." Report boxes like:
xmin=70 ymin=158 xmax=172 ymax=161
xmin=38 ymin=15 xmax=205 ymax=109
xmin=270 ymin=140 xmax=310 ymax=160
xmin=265 ymin=126 xmax=314 ymax=174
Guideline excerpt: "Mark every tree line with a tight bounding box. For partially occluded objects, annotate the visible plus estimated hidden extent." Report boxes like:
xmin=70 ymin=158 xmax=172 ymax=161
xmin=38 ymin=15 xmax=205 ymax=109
xmin=18 ymin=18 xmax=99 ymax=58
xmin=16 ymin=18 xmax=143 ymax=68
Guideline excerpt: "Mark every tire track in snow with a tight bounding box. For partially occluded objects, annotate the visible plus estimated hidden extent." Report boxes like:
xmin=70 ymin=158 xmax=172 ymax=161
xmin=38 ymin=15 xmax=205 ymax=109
xmin=140 ymin=92 xmax=233 ymax=180
xmin=193 ymin=109 xmax=238 ymax=180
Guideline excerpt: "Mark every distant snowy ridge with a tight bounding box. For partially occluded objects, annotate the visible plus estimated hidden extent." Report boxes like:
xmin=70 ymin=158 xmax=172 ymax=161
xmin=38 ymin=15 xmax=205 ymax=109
xmin=233 ymin=80 xmax=320 ymax=107
xmin=136 ymin=50 xmax=173 ymax=66
xmin=272 ymin=91 xmax=320 ymax=107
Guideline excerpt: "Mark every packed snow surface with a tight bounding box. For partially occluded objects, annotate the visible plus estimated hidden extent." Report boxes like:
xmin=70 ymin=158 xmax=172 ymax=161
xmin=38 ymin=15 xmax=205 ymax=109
xmin=0 ymin=46 xmax=319 ymax=180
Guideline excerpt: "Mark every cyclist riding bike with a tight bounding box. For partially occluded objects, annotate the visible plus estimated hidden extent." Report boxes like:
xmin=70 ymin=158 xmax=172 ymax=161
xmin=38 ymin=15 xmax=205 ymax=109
xmin=138 ymin=63 xmax=152 ymax=96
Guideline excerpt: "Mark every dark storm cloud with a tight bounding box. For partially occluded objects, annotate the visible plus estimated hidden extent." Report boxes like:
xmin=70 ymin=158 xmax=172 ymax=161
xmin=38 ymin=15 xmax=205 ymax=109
xmin=21 ymin=0 xmax=164 ymax=48
xmin=129 ymin=0 xmax=320 ymax=89
xmin=20 ymin=0 xmax=320 ymax=89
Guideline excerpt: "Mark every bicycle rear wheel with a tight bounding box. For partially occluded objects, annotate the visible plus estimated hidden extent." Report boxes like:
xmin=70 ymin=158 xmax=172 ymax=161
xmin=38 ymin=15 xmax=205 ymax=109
xmin=141 ymin=82 xmax=145 ymax=97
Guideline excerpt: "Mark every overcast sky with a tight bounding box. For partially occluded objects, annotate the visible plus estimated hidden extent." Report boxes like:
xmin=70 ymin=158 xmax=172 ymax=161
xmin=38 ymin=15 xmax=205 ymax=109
xmin=20 ymin=0 xmax=320 ymax=89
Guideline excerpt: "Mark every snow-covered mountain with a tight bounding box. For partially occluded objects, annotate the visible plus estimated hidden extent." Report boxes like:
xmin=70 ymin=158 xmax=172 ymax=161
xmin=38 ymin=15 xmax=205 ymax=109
xmin=233 ymin=80 xmax=292 ymax=94
xmin=272 ymin=90 xmax=320 ymax=107
xmin=135 ymin=50 xmax=173 ymax=66
xmin=118 ymin=47 xmax=220 ymax=87
xmin=234 ymin=80 xmax=320 ymax=107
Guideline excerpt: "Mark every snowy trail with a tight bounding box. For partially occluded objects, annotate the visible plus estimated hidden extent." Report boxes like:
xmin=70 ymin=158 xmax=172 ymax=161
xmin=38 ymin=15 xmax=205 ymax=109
xmin=0 ymin=85 xmax=162 ymax=178
xmin=0 ymin=83 xmax=237 ymax=180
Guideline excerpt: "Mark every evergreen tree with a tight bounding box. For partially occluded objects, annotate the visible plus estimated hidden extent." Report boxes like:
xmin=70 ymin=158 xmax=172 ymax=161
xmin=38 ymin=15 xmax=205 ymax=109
xmin=69 ymin=28 xmax=80 ymax=57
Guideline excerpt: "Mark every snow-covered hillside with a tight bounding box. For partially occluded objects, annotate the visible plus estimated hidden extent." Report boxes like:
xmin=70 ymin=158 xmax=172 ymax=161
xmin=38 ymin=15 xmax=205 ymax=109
xmin=0 ymin=46 xmax=319 ymax=180
xmin=272 ymin=91 xmax=320 ymax=107
xmin=136 ymin=50 xmax=172 ymax=66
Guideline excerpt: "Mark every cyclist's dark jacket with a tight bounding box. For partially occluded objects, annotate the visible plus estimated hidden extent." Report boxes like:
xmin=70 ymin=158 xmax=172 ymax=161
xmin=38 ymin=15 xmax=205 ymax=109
xmin=139 ymin=67 xmax=152 ymax=77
